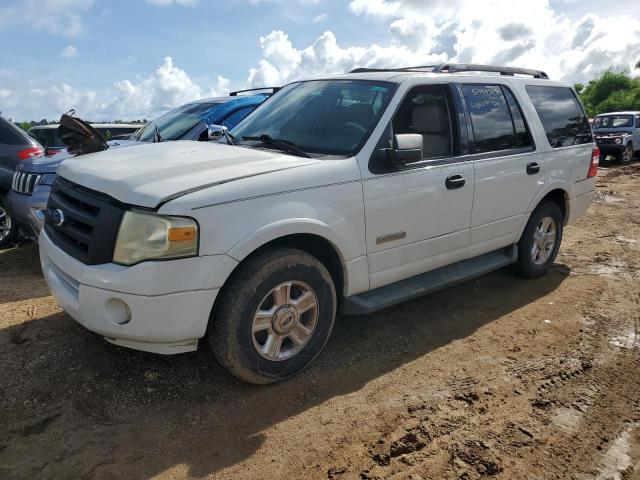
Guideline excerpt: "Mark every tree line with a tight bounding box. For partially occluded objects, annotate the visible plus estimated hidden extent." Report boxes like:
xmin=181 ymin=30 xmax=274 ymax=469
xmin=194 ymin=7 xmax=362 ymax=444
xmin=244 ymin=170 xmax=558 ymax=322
xmin=575 ymin=69 xmax=640 ymax=118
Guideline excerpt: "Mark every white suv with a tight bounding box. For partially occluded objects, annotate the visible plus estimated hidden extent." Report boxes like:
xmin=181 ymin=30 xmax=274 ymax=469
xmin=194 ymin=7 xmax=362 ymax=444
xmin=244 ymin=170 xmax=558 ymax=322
xmin=39 ymin=64 xmax=598 ymax=384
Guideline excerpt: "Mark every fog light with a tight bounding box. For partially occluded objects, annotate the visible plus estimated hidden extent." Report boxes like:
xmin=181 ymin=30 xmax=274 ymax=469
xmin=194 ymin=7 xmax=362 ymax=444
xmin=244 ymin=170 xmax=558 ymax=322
xmin=105 ymin=298 xmax=132 ymax=325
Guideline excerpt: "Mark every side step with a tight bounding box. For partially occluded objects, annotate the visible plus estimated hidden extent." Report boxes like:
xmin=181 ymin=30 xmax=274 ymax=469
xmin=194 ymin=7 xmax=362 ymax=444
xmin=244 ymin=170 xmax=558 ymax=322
xmin=340 ymin=246 xmax=518 ymax=315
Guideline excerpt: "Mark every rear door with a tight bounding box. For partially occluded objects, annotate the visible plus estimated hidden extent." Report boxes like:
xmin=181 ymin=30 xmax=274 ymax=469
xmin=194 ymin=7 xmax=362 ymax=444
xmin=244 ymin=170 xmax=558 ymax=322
xmin=456 ymin=82 xmax=543 ymax=257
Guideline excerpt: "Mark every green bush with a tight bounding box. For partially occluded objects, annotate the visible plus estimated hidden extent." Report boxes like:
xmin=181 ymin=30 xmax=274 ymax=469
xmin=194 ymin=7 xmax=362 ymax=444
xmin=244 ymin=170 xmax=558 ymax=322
xmin=578 ymin=70 xmax=640 ymax=116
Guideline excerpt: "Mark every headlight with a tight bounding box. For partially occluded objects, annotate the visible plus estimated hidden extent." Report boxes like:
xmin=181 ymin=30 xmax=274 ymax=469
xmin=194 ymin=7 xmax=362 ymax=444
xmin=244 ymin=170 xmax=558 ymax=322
xmin=113 ymin=210 xmax=199 ymax=265
xmin=615 ymin=138 xmax=623 ymax=144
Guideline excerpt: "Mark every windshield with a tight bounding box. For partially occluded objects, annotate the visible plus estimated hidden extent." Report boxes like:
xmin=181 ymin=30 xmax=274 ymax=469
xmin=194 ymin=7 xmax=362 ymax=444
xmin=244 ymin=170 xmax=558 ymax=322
xmin=231 ymin=80 xmax=397 ymax=157
xmin=134 ymin=102 xmax=224 ymax=142
xmin=593 ymin=115 xmax=634 ymax=129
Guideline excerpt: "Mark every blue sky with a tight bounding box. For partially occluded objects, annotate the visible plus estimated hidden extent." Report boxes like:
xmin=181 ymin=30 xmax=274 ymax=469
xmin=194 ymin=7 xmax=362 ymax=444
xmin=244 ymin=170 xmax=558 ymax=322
xmin=0 ymin=0 xmax=638 ymax=121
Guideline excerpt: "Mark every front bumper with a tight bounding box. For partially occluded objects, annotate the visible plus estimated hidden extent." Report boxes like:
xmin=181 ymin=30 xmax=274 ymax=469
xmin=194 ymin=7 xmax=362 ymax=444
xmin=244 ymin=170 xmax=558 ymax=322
xmin=4 ymin=188 xmax=48 ymax=239
xmin=39 ymin=230 xmax=237 ymax=354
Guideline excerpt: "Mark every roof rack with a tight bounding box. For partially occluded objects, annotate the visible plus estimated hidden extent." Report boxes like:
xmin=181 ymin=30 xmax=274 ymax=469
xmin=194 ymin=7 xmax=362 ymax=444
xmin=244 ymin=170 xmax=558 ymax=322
xmin=229 ymin=87 xmax=280 ymax=96
xmin=349 ymin=63 xmax=549 ymax=79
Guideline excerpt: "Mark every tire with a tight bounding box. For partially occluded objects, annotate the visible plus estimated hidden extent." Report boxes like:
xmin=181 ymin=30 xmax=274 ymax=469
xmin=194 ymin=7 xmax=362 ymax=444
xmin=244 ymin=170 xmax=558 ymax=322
xmin=513 ymin=202 xmax=563 ymax=278
xmin=619 ymin=143 xmax=633 ymax=165
xmin=209 ymin=247 xmax=337 ymax=384
xmin=0 ymin=199 xmax=18 ymax=248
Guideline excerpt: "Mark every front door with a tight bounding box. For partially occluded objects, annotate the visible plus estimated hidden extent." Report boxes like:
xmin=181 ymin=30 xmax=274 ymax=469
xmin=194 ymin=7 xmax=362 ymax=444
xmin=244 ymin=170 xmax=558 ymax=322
xmin=361 ymin=84 xmax=474 ymax=289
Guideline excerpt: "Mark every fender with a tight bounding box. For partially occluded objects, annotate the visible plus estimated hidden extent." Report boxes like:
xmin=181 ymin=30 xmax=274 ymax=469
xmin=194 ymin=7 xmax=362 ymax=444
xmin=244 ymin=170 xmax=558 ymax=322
xmin=515 ymin=182 xmax=572 ymax=239
xmin=225 ymin=217 xmax=370 ymax=296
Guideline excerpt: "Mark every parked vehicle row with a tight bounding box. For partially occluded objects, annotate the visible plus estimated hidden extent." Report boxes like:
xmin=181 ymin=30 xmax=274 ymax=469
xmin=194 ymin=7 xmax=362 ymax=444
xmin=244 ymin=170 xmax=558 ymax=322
xmin=36 ymin=63 xmax=599 ymax=384
xmin=4 ymin=89 xmax=273 ymax=240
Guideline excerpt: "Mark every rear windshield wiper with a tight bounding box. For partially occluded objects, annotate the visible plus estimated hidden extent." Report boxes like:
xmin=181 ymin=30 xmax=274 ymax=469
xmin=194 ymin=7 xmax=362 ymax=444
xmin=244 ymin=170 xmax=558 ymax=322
xmin=241 ymin=134 xmax=311 ymax=158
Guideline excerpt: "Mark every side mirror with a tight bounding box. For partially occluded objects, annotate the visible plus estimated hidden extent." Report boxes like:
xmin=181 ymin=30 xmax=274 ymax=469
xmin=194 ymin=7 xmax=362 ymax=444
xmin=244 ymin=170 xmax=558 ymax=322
xmin=207 ymin=124 xmax=229 ymax=141
xmin=386 ymin=134 xmax=423 ymax=167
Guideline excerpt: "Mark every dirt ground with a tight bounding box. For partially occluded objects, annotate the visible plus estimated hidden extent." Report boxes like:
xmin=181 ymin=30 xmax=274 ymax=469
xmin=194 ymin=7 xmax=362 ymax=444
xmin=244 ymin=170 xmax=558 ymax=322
xmin=1 ymin=165 xmax=639 ymax=480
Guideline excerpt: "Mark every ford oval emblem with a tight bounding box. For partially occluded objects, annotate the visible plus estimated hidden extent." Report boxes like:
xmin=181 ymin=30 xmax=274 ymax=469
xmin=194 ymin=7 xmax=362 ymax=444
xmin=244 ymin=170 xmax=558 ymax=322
xmin=51 ymin=208 xmax=65 ymax=227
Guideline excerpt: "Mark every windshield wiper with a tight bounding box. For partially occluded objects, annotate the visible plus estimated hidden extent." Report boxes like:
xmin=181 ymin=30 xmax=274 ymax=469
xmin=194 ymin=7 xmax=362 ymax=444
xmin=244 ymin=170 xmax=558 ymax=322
xmin=241 ymin=134 xmax=311 ymax=158
xmin=153 ymin=124 xmax=162 ymax=143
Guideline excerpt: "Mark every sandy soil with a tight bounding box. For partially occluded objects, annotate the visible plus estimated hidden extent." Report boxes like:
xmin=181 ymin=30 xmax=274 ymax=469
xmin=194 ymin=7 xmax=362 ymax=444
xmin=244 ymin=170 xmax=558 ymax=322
xmin=1 ymin=165 xmax=639 ymax=480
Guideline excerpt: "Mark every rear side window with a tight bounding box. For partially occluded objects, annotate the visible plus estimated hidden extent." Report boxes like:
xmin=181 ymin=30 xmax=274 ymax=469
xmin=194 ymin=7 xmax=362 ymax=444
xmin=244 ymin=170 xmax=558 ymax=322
xmin=461 ymin=84 xmax=531 ymax=153
xmin=0 ymin=118 xmax=28 ymax=145
xmin=526 ymin=86 xmax=592 ymax=148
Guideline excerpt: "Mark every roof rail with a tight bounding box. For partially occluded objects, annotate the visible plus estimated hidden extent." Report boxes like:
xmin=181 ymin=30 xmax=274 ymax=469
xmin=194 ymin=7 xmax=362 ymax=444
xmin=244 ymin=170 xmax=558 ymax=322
xmin=349 ymin=63 xmax=549 ymax=79
xmin=434 ymin=63 xmax=549 ymax=79
xmin=229 ymin=87 xmax=280 ymax=96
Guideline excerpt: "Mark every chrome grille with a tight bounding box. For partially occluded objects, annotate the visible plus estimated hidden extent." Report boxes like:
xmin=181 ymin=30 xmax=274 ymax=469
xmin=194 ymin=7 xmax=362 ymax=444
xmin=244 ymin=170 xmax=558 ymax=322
xmin=11 ymin=171 xmax=42 ymax=195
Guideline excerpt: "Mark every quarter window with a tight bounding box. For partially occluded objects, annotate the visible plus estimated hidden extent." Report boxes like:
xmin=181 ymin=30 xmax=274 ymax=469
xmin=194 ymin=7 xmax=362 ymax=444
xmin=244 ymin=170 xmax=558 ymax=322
xmin=461 ymin=84 xmax=523 ymax=153
xmin=0 ymin=118 xmax=28 ymax=145
xmin=526 ymin=86 xmax=592 ymax=148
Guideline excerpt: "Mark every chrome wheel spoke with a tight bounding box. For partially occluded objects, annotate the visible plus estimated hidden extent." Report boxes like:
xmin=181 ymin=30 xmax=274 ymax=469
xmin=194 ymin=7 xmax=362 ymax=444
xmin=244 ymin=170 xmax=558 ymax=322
xmin=252 ymin=311 xmax=274 ymax=333
xmin=293 ymin=291 xmax=316 ymax=314
xmin=273 ymin=282 xmax=292 ymax=307
xmin=263 ymin=334 xmax=283 ymax=358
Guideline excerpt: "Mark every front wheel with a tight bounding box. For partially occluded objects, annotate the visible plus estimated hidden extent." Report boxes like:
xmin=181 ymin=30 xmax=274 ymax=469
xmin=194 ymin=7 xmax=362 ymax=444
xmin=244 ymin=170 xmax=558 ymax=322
xmin=210 ymin=247 xmax=337 ymax=384
xmin=619 ymin=143 xmax=633 ymax=165
xmin=513 ymin=202 xmax=563 ymax=278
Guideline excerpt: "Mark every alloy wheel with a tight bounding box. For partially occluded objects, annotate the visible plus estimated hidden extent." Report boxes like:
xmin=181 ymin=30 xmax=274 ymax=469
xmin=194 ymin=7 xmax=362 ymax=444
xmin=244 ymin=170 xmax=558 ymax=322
xmin=531 ymin=216 xmax=557 ymax=265
xmin=251 ymin=281 xmax=319 ymax=361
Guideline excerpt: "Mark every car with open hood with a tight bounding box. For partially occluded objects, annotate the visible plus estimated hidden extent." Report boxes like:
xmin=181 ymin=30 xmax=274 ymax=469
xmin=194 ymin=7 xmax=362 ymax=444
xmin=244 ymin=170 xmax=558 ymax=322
xmin=6 ymin=90 xmax=273 ymax=239
xmin=38 ymin=64 xmax=597 ymax=384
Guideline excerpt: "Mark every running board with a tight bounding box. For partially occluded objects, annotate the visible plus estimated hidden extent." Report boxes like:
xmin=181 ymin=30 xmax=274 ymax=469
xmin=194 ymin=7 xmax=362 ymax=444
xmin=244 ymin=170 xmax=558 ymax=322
xmin=340 ymin=246 xmax=518 ymax=315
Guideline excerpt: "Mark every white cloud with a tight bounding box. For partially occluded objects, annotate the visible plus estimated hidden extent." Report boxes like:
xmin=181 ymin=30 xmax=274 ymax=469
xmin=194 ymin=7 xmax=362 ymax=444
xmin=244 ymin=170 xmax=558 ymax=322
xmin=313 ymin=13 xmax=327 ymax=23
xmin=146 ymin=0 xmax=199 ymax=6
xmin=59 ymin=45 xmax=78 ymax=59
xmin=243 ymin=0 xmax=640 ymax=88
xmin=1 ymin=0 xmax=96 ymax=37
xmin=0 ymin=57 xmax=229 ymax=121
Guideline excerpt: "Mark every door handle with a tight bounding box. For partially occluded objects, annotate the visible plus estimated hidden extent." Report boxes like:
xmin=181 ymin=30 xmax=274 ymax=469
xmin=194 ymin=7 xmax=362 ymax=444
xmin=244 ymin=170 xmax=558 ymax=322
xmin=526 ymin=162 xmax=541 ymax=175
xmin=445 ymin=174 xmax=465 ymax=190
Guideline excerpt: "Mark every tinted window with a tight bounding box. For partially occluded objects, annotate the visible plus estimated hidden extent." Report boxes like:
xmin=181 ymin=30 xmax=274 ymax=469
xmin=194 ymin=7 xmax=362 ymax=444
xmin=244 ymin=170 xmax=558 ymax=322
xmin=526 ymin=86 xmax=592 ymax=148
xmin=462 ymin=84 xmax=516 ymax=153
xmin=0 ymin=118 xmax=28 ymax=145
xmin=593 ymin=115 xmax=634 ymax=128
xmin=392 ymin=85 xmax=453 ymax=160
xmin=222 ymin=107 xmax=255 ymax=129
xmin=232 ymin=80 xmax=397 ymax=157
xmin=503 ymin=87 xmax=532 ymax=147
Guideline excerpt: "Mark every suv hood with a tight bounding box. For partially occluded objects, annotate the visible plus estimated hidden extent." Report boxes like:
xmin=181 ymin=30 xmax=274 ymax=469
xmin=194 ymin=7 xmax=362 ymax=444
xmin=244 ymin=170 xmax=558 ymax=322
xmin=57 ymin=141 xmax=320 ymax=208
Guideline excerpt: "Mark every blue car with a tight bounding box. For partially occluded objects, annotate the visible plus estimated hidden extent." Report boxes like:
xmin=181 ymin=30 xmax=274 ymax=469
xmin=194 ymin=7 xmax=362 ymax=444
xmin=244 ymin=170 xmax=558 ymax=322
xmin=6 ymin=89 xmax=275 ymax=240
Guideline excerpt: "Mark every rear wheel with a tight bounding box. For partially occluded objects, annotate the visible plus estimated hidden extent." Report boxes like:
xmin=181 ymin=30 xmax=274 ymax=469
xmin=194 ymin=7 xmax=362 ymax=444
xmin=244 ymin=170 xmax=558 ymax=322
xmin=513 ymin=202 xmax=563 ymax=278
xmin=0 ymin=200 xmax=18 ymax=248
xmin=620 ymin=143 xmax=633 ymax=165
xmin=210 ymin=247 xmax=337 ymax=384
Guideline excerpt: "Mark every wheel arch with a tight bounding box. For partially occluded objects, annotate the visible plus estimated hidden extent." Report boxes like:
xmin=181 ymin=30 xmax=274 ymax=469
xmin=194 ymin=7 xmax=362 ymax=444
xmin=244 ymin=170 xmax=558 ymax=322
xmin=226 ymin=219 xmax=356 ymax=297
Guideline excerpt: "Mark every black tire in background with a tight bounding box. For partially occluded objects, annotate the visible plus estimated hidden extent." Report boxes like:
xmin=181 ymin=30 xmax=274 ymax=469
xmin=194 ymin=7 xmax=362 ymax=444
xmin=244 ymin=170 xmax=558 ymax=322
xmin=0 ymin=199 xmax=18 ymax=248
xmin=619 ymin=143 xmax=633 ymax=165
xmin=513 ymin=201 xmax=564 ymax=278
xmin=209 ymin=247 xmax=337 ymax=384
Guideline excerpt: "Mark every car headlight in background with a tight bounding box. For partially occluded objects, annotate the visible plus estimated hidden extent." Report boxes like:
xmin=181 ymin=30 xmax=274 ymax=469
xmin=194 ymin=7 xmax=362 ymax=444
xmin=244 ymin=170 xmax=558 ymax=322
xmin=113 ymin=210 xmax=199 ymax=265
xmin=615 ymin=137 xmax=623 ymax=144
